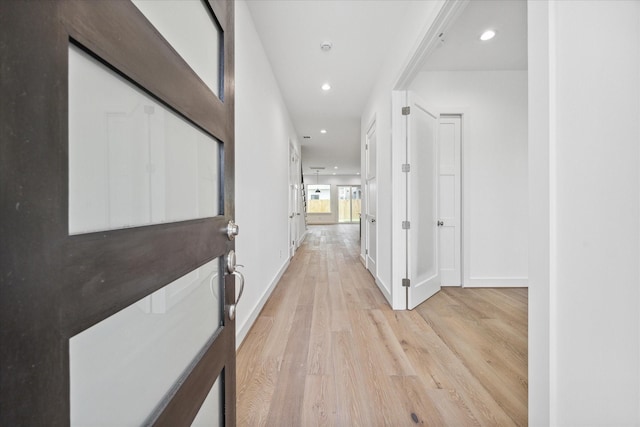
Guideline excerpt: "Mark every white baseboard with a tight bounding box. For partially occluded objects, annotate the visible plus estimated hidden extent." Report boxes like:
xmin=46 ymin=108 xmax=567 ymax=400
xmin=463 ymin=276 xmax=528 ymax=288
xmin=360 ymin=254 xmax=366 ymax=266
xmin=296 ymin=230 xmax=308 ymax=248
xmin=236 ymin=258 xmax=290 ymax=349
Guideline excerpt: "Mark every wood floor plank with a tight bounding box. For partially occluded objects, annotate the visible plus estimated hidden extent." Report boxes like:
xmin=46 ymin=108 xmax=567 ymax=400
xmin=331 ymin=330 xmax=374 ymax=426
xmin=265 ymin=304 xmax=314 ymax=426
xmin=236 ymin=316 xmax=276 ymax=427
xmin=383 ymin=309 xmax=517 ymax=426
xmin=302 ymin=375 xmax=337 ymax=427
xmin=389 ymin=376 xmax=449 ymax=425
xmin=237 ymin=224 xmax=528 ymax=426
xmin=417 ymin=289 xmax=528 ymax=425
xmin=306 ymin=262 xmax=333 ymax=375
xmin=345 ymin=308 xmax=413 ymax=426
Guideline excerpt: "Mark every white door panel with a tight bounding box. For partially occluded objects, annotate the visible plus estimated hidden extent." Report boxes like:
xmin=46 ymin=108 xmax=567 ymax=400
xmin=367 ymin=180 xmax=377 ymax=272
xmin=289 ymin=144 xmax=300 ymax=257
xmin=407 ymin=92 xmax=440 ymax=309
xmin=366 ymin=122 xmax=377 ymax=275
xmin=438 ymin=117 xmax=461 ymax=286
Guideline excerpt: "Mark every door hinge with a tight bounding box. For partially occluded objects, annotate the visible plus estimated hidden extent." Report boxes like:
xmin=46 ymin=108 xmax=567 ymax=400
xmin=365 ymin=143 xmax=369 ymax=150
xmin=365 ymin=249 xmax=368 ymax=255
xmin=402 ymin=106 xmax=411 ymax=115
xmin=402 ymin=163 xmax=410 ymax=173
xmin=402 ymin=221 xmax=411 ymax=230
xmin=402 ymin=278 xmax=411 ymax=287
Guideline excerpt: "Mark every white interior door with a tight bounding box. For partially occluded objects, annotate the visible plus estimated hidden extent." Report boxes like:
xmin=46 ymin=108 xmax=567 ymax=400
xmin=406 ymin=92 xmax=441 ymax=309
xmin=289 ymin=143 xmax=299 ymax=257
xmin=438 ymin=116 xmax=461 ymax=286
xmin=366 ymin=122 xmax=377 ymax=275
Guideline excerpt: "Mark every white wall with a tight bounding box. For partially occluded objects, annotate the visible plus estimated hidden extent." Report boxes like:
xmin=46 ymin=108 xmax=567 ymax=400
xmin=235 ymin=0 xmax=302 ymax=347
xmin=304 ymin=174 xmax=361 ymax=224
xmin=529 ymin=0 xmax=640 ymax=424
xmin=360 ymin=0 xmax=446 ymax=309
xmin=409 ymin=71 xmax=528 ymax=287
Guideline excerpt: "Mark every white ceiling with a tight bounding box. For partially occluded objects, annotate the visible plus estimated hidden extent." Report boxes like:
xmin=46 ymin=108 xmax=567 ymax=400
xmin=245 ymin=0 xmax=527 ymax=176
xmin=422 ymin=0 xmax=527 ymax=71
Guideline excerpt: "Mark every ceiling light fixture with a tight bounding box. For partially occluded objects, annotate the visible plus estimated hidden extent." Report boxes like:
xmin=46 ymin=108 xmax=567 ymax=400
xmin=334 ymin=166 xmax=338 ymax=169
xmin=315 ymin=171 xmax=321 ymax=193
xmin=480 ymin=30 xmax=496 ymax=41
xmin=320 ymin=129 xmax=327 ymax=134
xmin=321 ymin=83 xmax=331 ymax=91
xmin=320 ymin=41 xmax=332 ymax=52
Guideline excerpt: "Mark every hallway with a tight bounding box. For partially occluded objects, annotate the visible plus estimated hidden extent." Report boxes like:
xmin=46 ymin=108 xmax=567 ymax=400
xmin=237 ymin=225 xmax=527 ymax=426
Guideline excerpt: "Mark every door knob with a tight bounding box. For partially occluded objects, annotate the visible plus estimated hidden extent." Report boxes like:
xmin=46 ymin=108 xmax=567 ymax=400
xmin=371 ymin=218 xmax=376 ymax=223
xmin=227 ymin=220 xmax=239 ymax=240
xmin=437 ymin=220 xmax=444 ymax=226
xmin=226 ymin=250 xmax=245 ymax=321
xmin=228 ymin=270 xmax=245 ymax=321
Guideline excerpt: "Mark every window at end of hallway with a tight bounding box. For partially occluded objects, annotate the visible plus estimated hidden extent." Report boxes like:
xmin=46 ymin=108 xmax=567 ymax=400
xmin=307 ymin=185 xmax=331 ymax=213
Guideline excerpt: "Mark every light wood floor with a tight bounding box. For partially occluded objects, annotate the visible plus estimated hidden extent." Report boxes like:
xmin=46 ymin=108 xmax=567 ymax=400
xmin=237 ymin=224 xmax=528 ymax=426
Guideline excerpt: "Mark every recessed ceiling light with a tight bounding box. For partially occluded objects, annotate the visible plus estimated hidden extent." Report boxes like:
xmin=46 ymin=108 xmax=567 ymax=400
xmin=332 ymin=173 xmax=336 ymax=175
xmin=320 ymin=41 xmax=332 ymax=52
xmin=480 ymin=30 xmax=496 ymax=41
xmin=320 ymin=129 xmax=327 ymax=134
xmin=321 ymin=83 xmax=331 ymax=91
xmin=356 ymin=172 xmax=360 ymax=175
xmin=334 ymin=166 xmax=338 ymax=169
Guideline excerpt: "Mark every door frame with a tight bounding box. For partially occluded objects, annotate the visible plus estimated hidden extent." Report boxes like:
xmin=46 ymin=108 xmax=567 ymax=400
xmin=288 ymin=140 xmax=300 ymax=257
xmin=438 ymin=113 xmax=464 ymax=287
xmin=404 ymin=91 xmax=441 ymax=310
xmin=364 ymin=118 xmax=377 ymax=275
xmin=391 ymin=91 xmax=469 ymax=309
xmin=0 ymin=1 xmax=236 ymax=424
xmin=337 ymin=185 xmax=361 ymax=223
xmin=434 ymin=109 xmax=470 ymax=289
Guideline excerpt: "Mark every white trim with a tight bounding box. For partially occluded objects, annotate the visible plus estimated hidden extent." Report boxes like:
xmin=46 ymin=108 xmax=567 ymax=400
xmin=391 ymin=90 xmax=407 ymax=310
xmin=528 ymin=1 xmax=554 ymax=423
xmin=295 ymin=229 xmax=307 ymax=248
xmin=235 ymin=258 xmax=289 ymax=349
xmin=364 ymin=116 xmax=378 ymax=275
xmin=437 ymin=111 xmax=466 ymax=288
xmin=464 ymin=277 xmax=529 ymax=288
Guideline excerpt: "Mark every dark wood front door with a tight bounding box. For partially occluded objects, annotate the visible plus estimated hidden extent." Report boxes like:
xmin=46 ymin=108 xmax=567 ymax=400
xmin=0 ymin=1 xmax=236 ymax=425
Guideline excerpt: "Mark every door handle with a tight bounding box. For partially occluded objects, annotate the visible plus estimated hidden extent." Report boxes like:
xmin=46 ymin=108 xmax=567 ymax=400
xmin=228 ymin=270 xmax=245 ymax=321
xmin=226 ymin=249 xmax=245 ymax=321
xmin=437 ymin=220 xmax=444 ymax=226
xmin=371 ymin=218 xmax=376 ymax=223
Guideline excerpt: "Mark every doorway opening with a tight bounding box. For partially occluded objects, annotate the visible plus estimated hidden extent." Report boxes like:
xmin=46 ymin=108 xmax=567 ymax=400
xmin=338 ymin=185 xmax=362 ymax=223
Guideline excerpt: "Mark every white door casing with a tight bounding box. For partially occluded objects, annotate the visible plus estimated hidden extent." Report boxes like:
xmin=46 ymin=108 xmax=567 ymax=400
xmin=438 ymin=115 xmax=462 ymax=286
xmin=365 ymin=121 xmax=377 ymax=275
xmin=406 ymin=92 xmax=441 ymax=310
xmin=289 ymin=142 xmax=299 ymax=257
